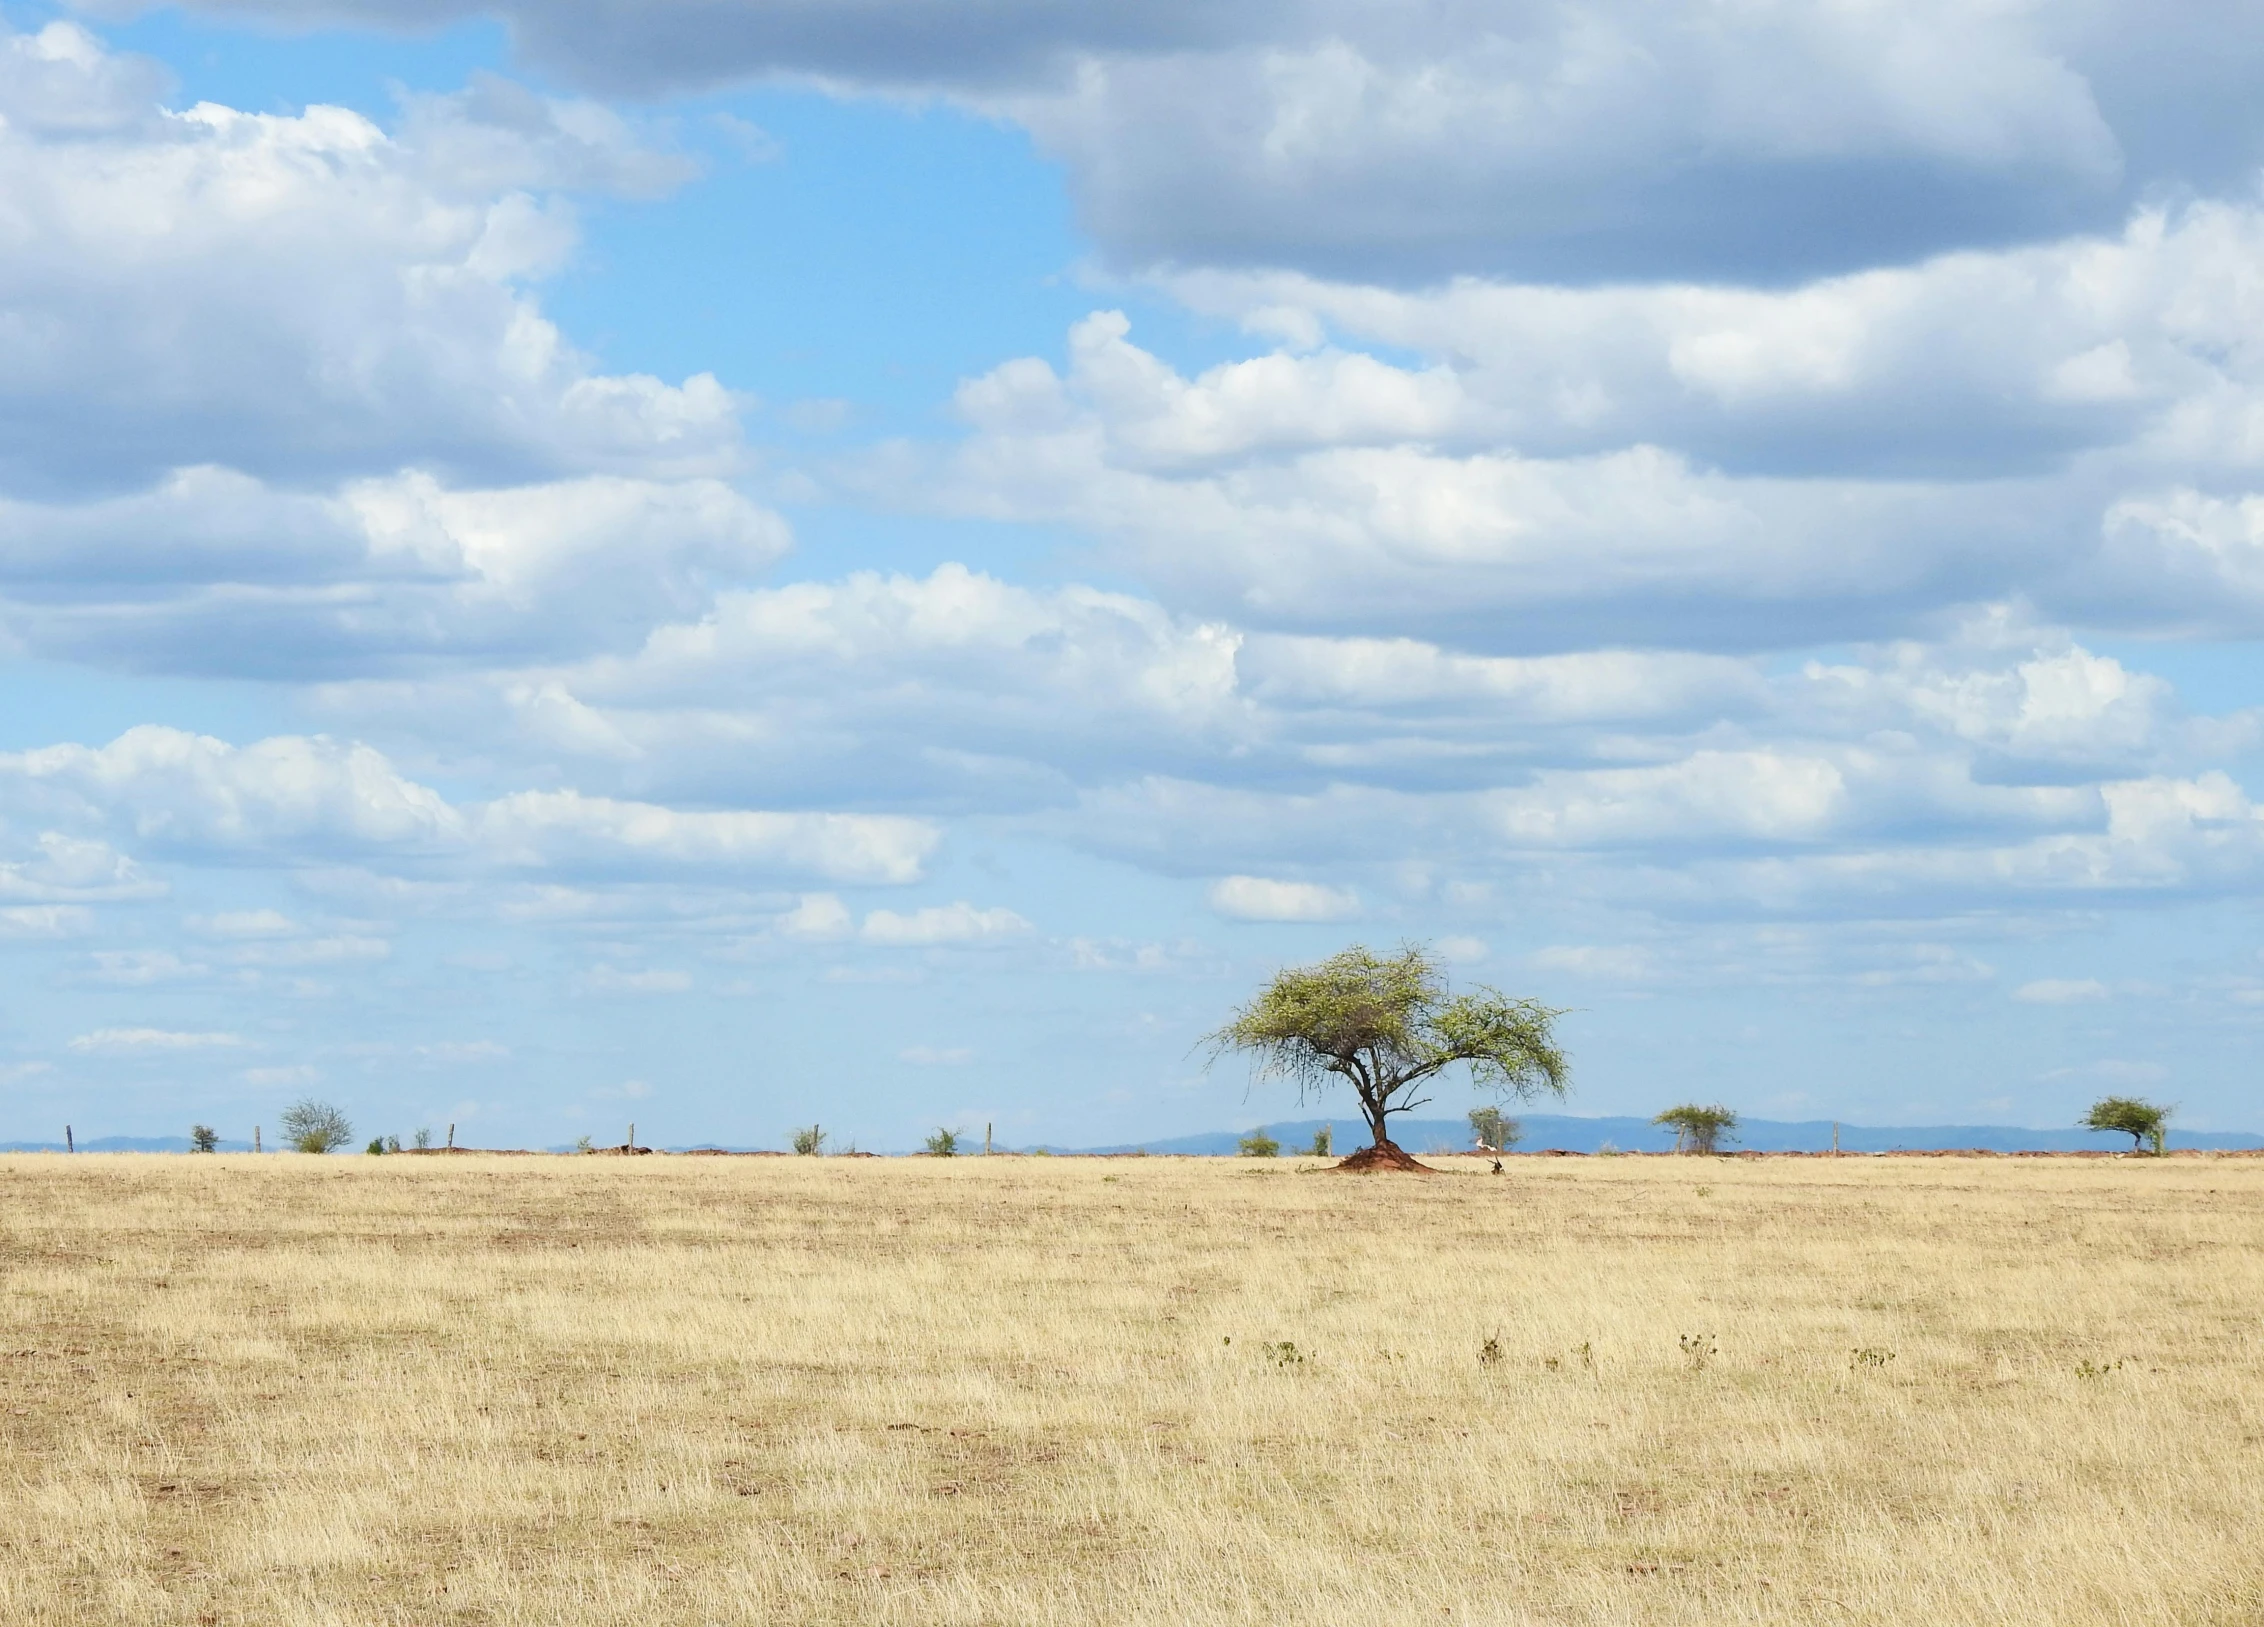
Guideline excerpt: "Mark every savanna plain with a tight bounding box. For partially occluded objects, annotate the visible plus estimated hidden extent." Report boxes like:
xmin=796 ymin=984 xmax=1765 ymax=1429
xmin=1 ymin=1152 xmax=2259 ymax=1626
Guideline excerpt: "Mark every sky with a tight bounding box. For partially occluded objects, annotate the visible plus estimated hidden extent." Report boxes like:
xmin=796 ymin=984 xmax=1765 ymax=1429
xmin=4 ymin=0 xmax=2264 ymax=1151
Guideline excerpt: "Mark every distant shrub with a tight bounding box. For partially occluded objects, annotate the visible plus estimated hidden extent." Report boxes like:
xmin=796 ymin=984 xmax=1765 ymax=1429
xmin=924 ymin=1127 xmax=961 ymax=1157
xmin=791 ymin=1124 xmax=825 ymax=1156
xmin=1307 ymin=1126 xmax=1332 ymax=1157
xmin=384 ymin=1135 xmax=400 ymax=1153
xmin=412 ymin=1127 xmax=432 ymax=1150
xmin=280 ymin=1098 xmax=353 ymax=1155
xmin=188 ymin=1124 xmax=219 ymax=1154
xmin=574 ymin=1134 xmax=594 ymax=1154
xmin=365 ymin=1137 xmax=387 ymax=1156
xmin=1237 ymin=1131 xmax=1280 ymax=1158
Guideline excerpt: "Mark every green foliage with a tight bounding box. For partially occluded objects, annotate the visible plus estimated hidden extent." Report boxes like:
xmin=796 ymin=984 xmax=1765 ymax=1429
xmin=1469 ymin=1105 xmax=1520 ymax=1152
xmin=1238 ymin=1131 xmax=1280 ymax=1158
xmin=188 ymin=1124 xmax=219 ymax=1154
xmin=365 ymin=1137 xmax=387 ymax=1155
xmin=574 ymin=1135 xmax=594 ymax=1154
xmin=279 ymin=1098 xmax=353 ymax=1155
xmin=791 ymin=1124 xmax=825 ymax=1156
xmin=1207 ymin=943 xmax=1569 ymax=1150
xmin=2081 ymin=1095 xmax=2168 ymax=1154
xmin=1307 ymin=1125 xmax=1332 ymax=1157
xmin=385 ymin=1135 xmax=400 ymax=1153
xmin=924 ymin=1127 xmax=960 ymax=1157
xmin=1655 ymin=1103 xmax=1739 ymax=1154
xmin=412 ymin=1127 xmax=432 ymax=1150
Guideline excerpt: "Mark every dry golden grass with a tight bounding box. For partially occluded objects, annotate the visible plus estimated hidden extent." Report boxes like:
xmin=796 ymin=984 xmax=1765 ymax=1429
xmin=1 ymin=1151 xmax=2260 ymax=1625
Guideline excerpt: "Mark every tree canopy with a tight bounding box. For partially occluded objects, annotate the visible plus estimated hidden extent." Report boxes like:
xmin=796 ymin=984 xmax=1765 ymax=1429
xmin=2081 ymin=1095 xmax=2168 ymax=1154
xmin=1654 ymin=1103 xmax=1738 ymax=1154
xmin=1206 ymin=943 xmax=1568 ymax=1157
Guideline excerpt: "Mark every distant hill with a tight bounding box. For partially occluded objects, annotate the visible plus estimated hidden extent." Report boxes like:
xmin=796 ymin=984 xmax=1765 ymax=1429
xmin=1046 ymin=1114 xmax=2264 ymax=1155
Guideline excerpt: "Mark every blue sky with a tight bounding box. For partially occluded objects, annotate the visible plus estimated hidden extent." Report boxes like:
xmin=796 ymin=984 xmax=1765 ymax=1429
xmin=3 ymin=1 xmax=2264 ymax=1151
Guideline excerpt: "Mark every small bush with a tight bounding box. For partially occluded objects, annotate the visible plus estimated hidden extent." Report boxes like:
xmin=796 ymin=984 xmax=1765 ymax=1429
xmin=1307 ymin=1125 xmax=1332 ymax=1157
xmin=574 ymin=1134 xmax=594 ymax=1154
xmin=364 ymin=1137 xmax=387 ymax=1156
xmin=1679 ymin=1332 xmax=1717 ymax=1370
xmin=1237 ymin=1131 xmax=1280 ymax=1157
xmin=791 ymin=1124 xmax=825 ymax=1156
xmin=279 ymin=1098 xmax=353 ymax=1155
xmin=1259 ymin=1340 xmax=1304 ymax=1367
xmin=188 ymin=1124 xmax=219 ymax=1154
xmin=412 ymin=1128 xmax=432 ymax=1150
xmin=1479 ymin=1335 xmax=1503 ymax=1367
xmin=924 ymin=1127 xmax=960 ymax=1157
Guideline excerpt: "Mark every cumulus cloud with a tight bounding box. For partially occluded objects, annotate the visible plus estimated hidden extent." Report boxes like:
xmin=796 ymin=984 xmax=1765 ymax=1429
xmin=0 ymin=725 xmax=939 ymax=885
xmin=860 ymin=902 xmax=1033 ymax=945
xmin=1206 ymin=875 xmax=1359 ymax=922
xmin=124 ymin=2 xmax=2264 ymax=283
xmin=69 ymin=1027 xmax=244 ymax=1052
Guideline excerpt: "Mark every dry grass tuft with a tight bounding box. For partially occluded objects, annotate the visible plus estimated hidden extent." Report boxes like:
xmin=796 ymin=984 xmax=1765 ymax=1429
xmin=1 ymin=1152 xmax=2260 ymax=1624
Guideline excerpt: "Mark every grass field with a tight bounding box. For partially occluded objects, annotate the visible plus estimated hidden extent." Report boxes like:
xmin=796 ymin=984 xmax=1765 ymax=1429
xmin=1 ymin=1151 xmax=2259 ymax=1625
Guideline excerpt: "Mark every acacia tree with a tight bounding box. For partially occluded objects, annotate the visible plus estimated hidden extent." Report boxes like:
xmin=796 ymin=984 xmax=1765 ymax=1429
xmin=1206 ymin=944 xmax=1568 ymax=1165
xmin=1655 ymin=1103 xmax=1737 ymax=1154
xmin=2082 ymin=1095 xmax=2168 ymax=1155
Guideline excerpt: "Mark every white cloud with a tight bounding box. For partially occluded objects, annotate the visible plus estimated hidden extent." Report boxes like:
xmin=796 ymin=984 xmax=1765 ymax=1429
xmin=70 ymin=1027 xmax=244 ymax=1052
xmin=241 ymin=1064 xmax=322 ymax=1086
xmin=861 ymin=902 xmax=1034 ymax=945
xmin=776 ymin=893 xmax=854 ymax=939
xmin=189 ymin=909 xmax=300 ymax=939
xmin=87 ymin=949 xmax=208 ymax=985
xmin=0 ymin=1060 xmax=55 ymax=1084
xmin=1531 ymin=944 xmax=1656 ymax=982
xmin=1206 ymin=875 xmax=1359 ymax=922
xmin=575 ymin=965 xmax=693 ymax=995
xmin=900 ymin=1045 xmax=976 ymax=1066
xmin=0 ymin=726 xmax=939 ymax=885
xmin=0 ymin=904 xmax=95 ymax=937
xmin=2016 ymin=978 xmax=2112 ymax=1004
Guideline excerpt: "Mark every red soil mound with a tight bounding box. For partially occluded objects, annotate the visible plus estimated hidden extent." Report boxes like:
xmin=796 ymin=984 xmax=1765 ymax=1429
xmin=1329 ymin=1140 xmax=1439 ymax=1175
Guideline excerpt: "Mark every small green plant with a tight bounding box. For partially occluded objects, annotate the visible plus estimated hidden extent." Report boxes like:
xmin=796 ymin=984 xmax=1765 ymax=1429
xmin=412 ymin=1127 xmax=433 ymax=1150
xmin=279 ymin=1098 xmax=353 ymax=1155
xmin=365 ymin=1137 xmax=387 ymax=1155
xmin=1679 ymin=1332 xmax=1717 ymax=1370
xmin=1850 ymin=1346 xmax=1897 ymax=1370
xmin=1237 ymin=1131 xmax=1280 ymax=1157
xmin=188 ymin=1125 xmax=219 ymax=1154
xmin=574 ymin=1134 xmax=594 ymax=1153
xmin=1656 ymin=1104 xmax=1738 ymax=1154
xmin=2075 ymin=1357 xmax=2125 ymax=1379
xmin=2081 ymin=1095 xmax=2168 ymax=1155
xmin=1308 ymin=1125 xmax=1332 ymax=1157
xmin=924 ymin=1127 xmax=960 ymax=1157
xmin=1259 ymin=1340 xmax=1304 ymax=1367
xmin=791 ymin=1124 xmax=825 ymax=1156
xmin=1479 ymin=1335 xmax=1503 ymax=1367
